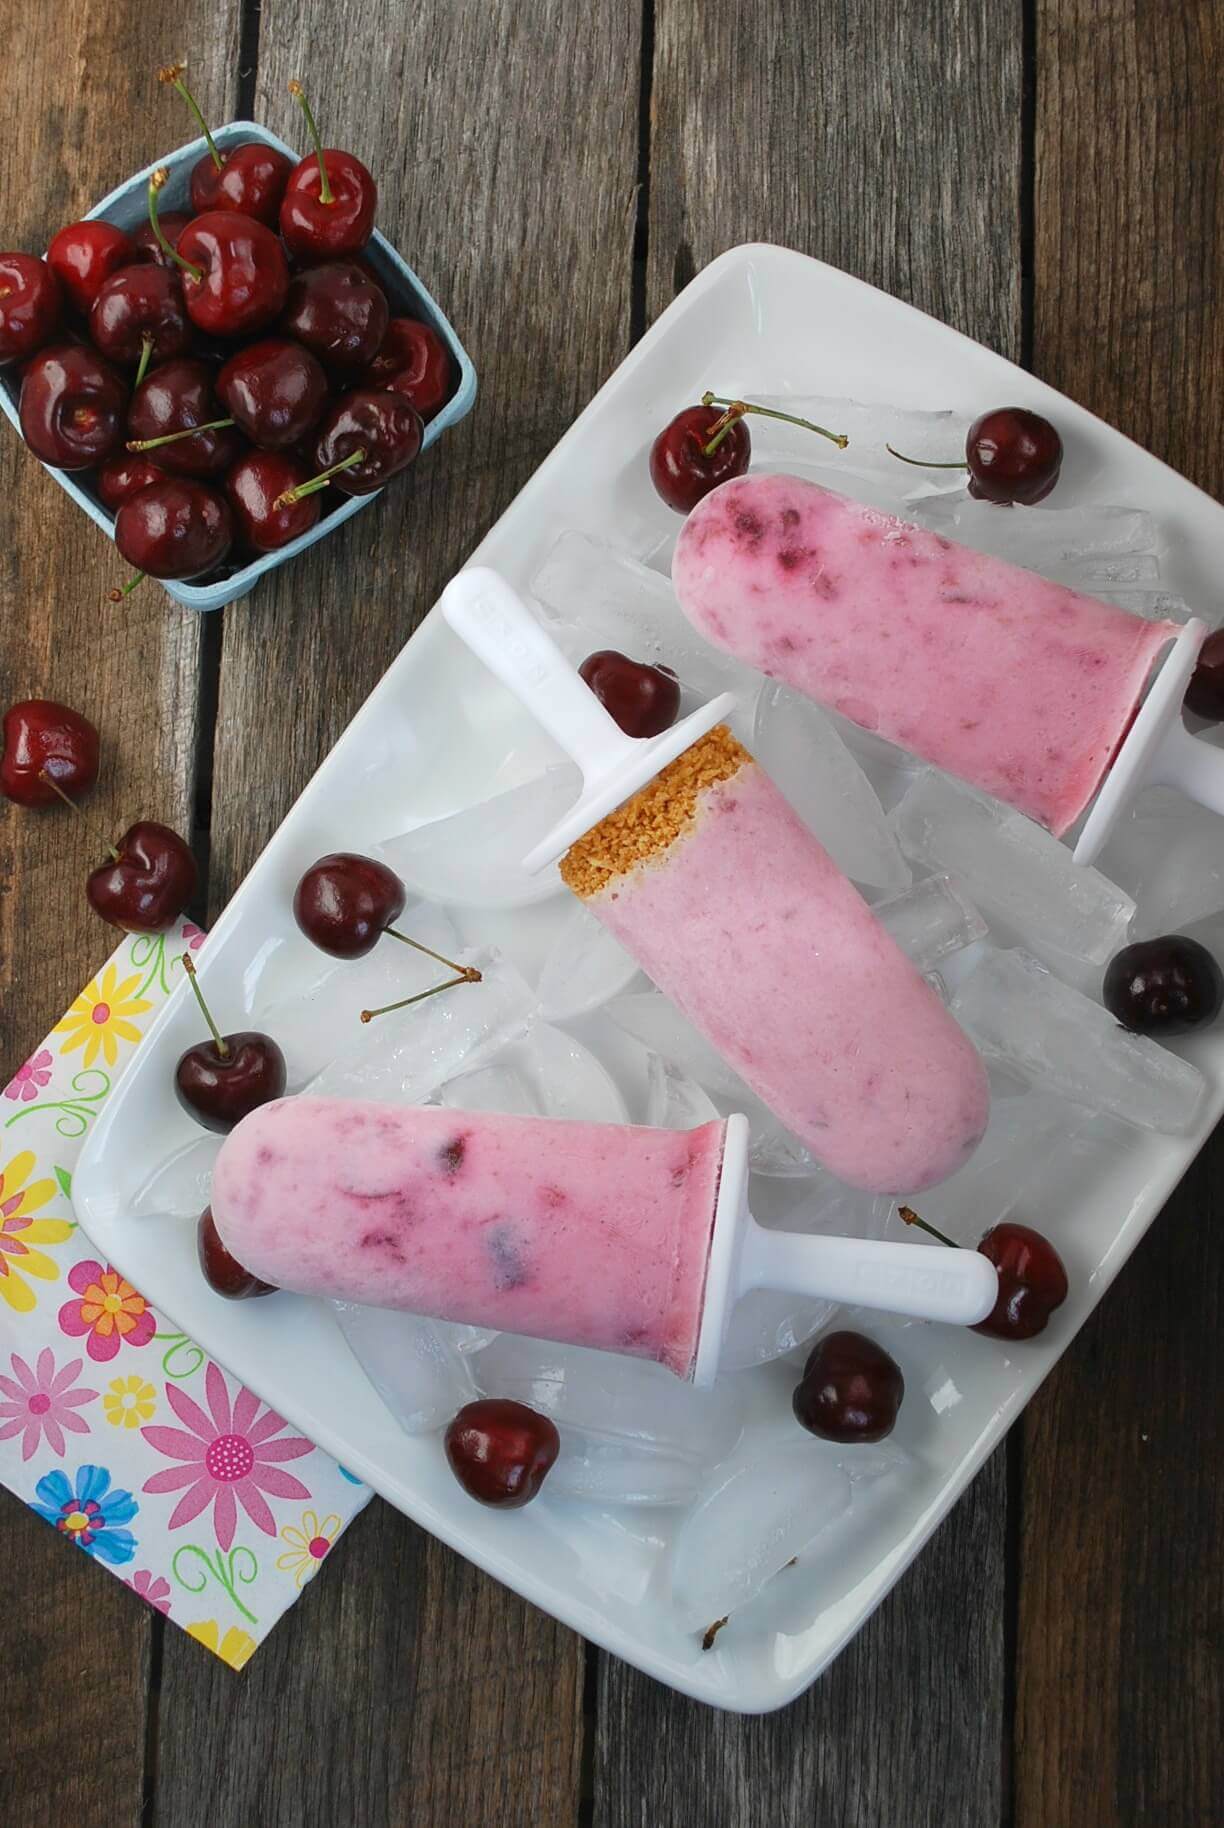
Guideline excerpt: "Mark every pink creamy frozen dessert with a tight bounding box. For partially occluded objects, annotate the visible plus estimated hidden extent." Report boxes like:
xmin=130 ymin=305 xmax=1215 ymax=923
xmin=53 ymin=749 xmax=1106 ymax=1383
xmin=211 ymin=1097 xmax=727 ymax=1376
xmin=672 ymin=473 xmax=1181 ymax=836
xmin=559 ymin=725 xmax=989 ymax=1193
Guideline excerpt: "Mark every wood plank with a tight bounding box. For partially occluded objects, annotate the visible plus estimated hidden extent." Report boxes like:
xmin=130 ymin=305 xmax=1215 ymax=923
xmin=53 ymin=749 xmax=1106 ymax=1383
xmin=597 ymin=4 xmax=1023 ymax=1820
xmin=1020 ymin=5 xmax=1224 ymax=1821
xmin=0 ymin=10 xmax=238 ymax=1827
xmin=152 ymin=3 xmax=639 ymax=1822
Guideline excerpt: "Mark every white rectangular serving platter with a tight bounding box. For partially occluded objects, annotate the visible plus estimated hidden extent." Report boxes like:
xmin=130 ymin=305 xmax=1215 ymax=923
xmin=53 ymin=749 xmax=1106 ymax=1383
xmin=73 ymin=244 xmax=1224 ymax=1711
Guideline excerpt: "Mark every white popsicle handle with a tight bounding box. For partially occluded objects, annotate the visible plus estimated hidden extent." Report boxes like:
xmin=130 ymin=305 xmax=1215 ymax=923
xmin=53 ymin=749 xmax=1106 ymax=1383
xmin=440 ymin=567 xmax=638 ymax=779
xmin=1149 ymin=714 xmax=1224 ymax=816
xmin=738 ymin=1219 xmax=999 ymax=1327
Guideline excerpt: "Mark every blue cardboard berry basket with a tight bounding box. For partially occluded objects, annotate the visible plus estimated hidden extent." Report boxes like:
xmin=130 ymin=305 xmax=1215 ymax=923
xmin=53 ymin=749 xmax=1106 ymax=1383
xmin=0 ymin=122 xmax=477 ymax=611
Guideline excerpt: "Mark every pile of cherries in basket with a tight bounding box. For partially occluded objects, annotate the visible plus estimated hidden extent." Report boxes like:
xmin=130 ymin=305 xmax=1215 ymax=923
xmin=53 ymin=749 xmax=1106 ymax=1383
xmin=0 ymin=68 xmax=455 ymax=592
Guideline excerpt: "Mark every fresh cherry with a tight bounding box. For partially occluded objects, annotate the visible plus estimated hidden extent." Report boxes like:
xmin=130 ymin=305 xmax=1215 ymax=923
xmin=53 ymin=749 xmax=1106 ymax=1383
xmin=1103 ymin=935 xmax=1224 ymax=1037
xmin=225 ymin=449 xmax=320 ymax=552
xmin=19 ymin=344 xmax=127 ymax=469
xmin=157 ymin=64 xmax=293 ymax=227
xmin=579 ymin=650 xmax=680 ymax=737
xmin=280 ymin=262 xmax=389 ymax=374
xmin=86 ymin=820 xmax=198 ymax=932
xmin=363 ymin=317 xmax=452 ymax=420
xmin=0 ymin=252 xmax=63 ymax=362
xmin=46 ymin=222 xmax=132 ymax=315
xmin=129 ymin=211 xmax=192 ymax=270
xmin=293 ymin=852 xmax=405 ymax=957
xmin=89 ymin=263 xmax=190 ymax=368
xmin=650 ymin=403 xmax=750 ymax=513
xmin=174 ymin=953 xmax=287 ymax=1133
xmin=444 ymin=1399 xmax=560 ymax=1508
xmin=1184 ymin=627 xmax=1224 ymax=721
xmin=114 ymin=478 xmax=233 ymax=580
xmin=0 ymin=699 xmax=100 ymax=808
xmin=216 ymin=337 xmax=328 ymax=449
xmin=148 ymin=170 xmax=288 ymax=338
xmin=126 ymin=357 xmax=243 ymax=477
xmin=889 ymin=407 xmax=1063 ymax=505
xmin=792 ymin=1330 xmax=905 ymax=1442
xmin=197 ymin=1206 xmax=276 ymax=1299
xmin=973 ymin=1223 xmax=1069 ymax=1341
xmin=288 ymin=390 xmax=422 ymax=500
xmin=95 ymin=451 xmax=167 ymax=511
xmin=280 ymin=80 xmax=377 ymax=260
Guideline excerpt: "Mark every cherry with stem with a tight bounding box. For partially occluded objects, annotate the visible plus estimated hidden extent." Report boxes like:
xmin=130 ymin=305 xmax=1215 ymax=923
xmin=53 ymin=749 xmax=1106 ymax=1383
xmin=158 ymin=62 xmax=223 ymax=170
xmin=288 ymin=79 xmax=334 ymax=205
xmin=147 ymin=169 xmax=203 ymax=283
xmin=182 ymin=951 xmax=230 ymax=1060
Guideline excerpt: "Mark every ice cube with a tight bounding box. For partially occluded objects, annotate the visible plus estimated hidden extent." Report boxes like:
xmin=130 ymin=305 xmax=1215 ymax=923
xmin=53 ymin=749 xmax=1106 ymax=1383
xmin=439 ymin=1061 xmax=539 ymax=1115
xmin=910 ymin=496 xmax=1160 ymax=575
xmin=1097 ymin=784 xmax=1224 ymax=936
xmin=309 ymin=952 xmax=536 ymax=1103
xmin=536 ymin=898 xmax=641 ymax=1021
xmin=333 ymin=1303 xmax=476 ymax=1434
xmin=258 ymin=905 xmax=467 ymax=1088
xmin=644 ymin=1056 xmax=721 ymax=1130
xmin=530 ymin=530 xmax=761 ymax=701
xmin=668 ymin=1448 xmax=852 ymax=1631
xmin=749 ymin=683 xmax=911 ymax=891
xmin=892 ymin=771 xmax=1134 ymax=966
xmin=131 ymin=1135 xmax=220 ymax=1220
xmin=747 ymin=394 xmax=965 ymax=466
xmin=872 ymin=874 xmax=989 ymax=973
xmin=950 ymin=948 xmax=1205 ymax=1132
xmin=507 ymin=1022 xmax=629 ymax=1123
xmin=381 ymin=767 xmax=580 ymax=910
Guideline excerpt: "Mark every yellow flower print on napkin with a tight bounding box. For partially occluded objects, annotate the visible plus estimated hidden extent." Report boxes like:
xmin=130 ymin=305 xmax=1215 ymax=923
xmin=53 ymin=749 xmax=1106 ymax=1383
xmin=104 ymin=1374 xmax=157 ymax=1430
xmin=0 ymin=1149 xmax=74 ymax=1314
xmin=276 ymin=1509 xmax=341 ymax=1587
xmin=186 ymin=1619 xmax=258 ymax=1670
xmin=53 ymin=965 xmax=153 ymax=1070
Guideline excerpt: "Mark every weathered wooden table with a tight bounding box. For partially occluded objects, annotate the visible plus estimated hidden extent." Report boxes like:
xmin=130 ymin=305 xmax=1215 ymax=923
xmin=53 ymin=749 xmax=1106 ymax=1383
xmin=3 ymin=3 xmax=1221 ymax=1822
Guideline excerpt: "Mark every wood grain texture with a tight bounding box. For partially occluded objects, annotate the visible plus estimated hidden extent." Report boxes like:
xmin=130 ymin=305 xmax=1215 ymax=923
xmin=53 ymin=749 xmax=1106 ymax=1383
xmin=1022 ymin=9 xmax=1224 ymax=1821
xmin=0 ymin=9 xmax=239 ymax=1827
xmin=597 ymin=4 xmax=1022 ymax=1821
xmin=151 ymin=5 xmax=638 ymax=1824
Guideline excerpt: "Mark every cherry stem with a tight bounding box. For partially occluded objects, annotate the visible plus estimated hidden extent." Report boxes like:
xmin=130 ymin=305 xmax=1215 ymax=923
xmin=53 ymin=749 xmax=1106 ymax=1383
xmin=274 ymin=447 xmax=365 ymax=506
xmin=700 ymin=391 xmax=849 ymax=454
xmin=148 ymin=169 xmax=204 ymax=283
xmin=384 ymin=927 xmax=482 ymax=982
xmin=134 ymin=336 xmax=154 ymax=390
xmin=37 ymin=771 xmax=80 ymax=814
xmin=897 ymin=1204 xmax=957 ymax=1249
xmin=109 ymin=573 xmax=146 ymax=602
xmin=288 ymin=79 xmax=334 ymax=205
xmin=181 ymin=953 xmax=230 ymax=1058
xmin=885 ymin=444 xmax=967 ymax=471
xmin=128 ymin=417 xmax=234 ymax=454
xmin=158 ymin=63 xmax=223 ymax=170
xmin=360 ymin=973 xmax=476 ymax=1024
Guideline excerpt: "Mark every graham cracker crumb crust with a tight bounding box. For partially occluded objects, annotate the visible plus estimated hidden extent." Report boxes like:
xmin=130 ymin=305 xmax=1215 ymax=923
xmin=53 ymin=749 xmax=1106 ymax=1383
xmin=560 ymin=724 xmax=749 ymax=898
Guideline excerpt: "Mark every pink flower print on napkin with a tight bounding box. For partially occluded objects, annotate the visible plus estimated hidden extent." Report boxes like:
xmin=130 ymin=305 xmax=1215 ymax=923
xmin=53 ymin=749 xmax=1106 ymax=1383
xmin=58 ymin=1260 xmax=157 ymax=1362
xmin=141 ymin=1362 xmax=313 ymax=1551
xmin=127 ymin=1568 xmax=173 ymax=1616
xmin=0 ymin=1349 xmax=98 ymax=1459
xmin=3 ymin=1049 xmax=53 ymax=1104
xmin=181 ymin=923 xmax=207 ymax=952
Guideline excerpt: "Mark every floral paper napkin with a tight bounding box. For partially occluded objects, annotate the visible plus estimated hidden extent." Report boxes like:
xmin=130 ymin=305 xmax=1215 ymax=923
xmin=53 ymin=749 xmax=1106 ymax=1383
xmin=0 ymin=922 xmax=372 ymax=1667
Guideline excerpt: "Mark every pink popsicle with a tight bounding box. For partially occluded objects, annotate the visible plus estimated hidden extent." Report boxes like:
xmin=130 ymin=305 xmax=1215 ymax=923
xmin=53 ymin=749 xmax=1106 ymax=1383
xmin=211 ymin=1098 xmax=726 ymax=1376
xmin=672 ymin=474 xmax=1181 ymax=836
xmin=559 ymin=725 xmax=989 ymax=1193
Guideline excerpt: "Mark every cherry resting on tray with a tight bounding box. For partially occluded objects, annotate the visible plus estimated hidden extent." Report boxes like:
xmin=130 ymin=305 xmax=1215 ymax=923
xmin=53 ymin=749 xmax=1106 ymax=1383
xmin=0 ymin=253 xmax=62 ymax=363
xmin=900 ymin=1206 xmax=1069 ymax=1342
xmin=1103 ymin=935 xmax=1224 ymax=1037
xmin=280 ymin=79 xmax=377 ymax=260
xmin=114 ymin=478 xmax=234 ymax=580
xmin=86 ymin=821 xmax=198 ymax=933
xmin=293 ymin=852 xmax=406 ymax=957
xmin=580 ymin=650 xmax=680 ymax=737
xmin=216 ymin=338 xmax=329 ymax=449
xmin=792 ymin=1330 xmax=905 ymax=1442
xmin=1 ymin=699 xmax=99 ymax=807
xmin=127 ymin=357 xmax=244 ymax=477
xmin=89 ymin=262 xmax=191 ymax=368
xmin=175 ymin=954 xmax=287 ymax=1133
xmin=20 ymin=344 xmax=127 ymax=469
xmin=444 ymin=1399 xmax=560 ymax=1508
xmin=226 ymin=450 xmax=320 ymax=551
xmin=159 ymin=63 xmax=292 ymax=227
xmin=281 ymin=261 xmax=389 ymax=373
xmin=198 ymin=1206 xmax=276 ymax=1299
xmin=46 ymin=222 xmax=132 ymax=315
xmin=1184 ymin=627 xmax=1224 ymax=721
xmin=888 ymin=407 xmax=1063 ymax=505
xmin=364 ymin=317 xmax=452 ymax=420
xmin=650 ymin=392 xmax=848 ymax=513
